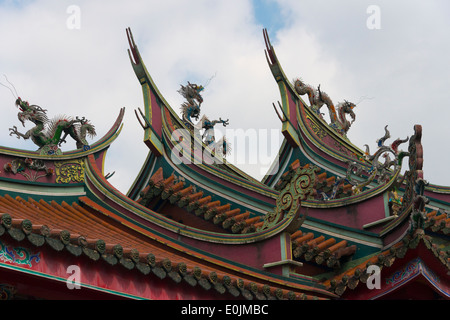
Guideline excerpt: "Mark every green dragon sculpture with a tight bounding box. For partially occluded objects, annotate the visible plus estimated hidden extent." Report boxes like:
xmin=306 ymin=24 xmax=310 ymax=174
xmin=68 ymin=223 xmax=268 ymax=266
xmin=178 ymin=81 xmax=231 ymax=158
xmin=9 ymin=97 xmax=96 ymax=155
xmin=179 ymin=82 xmax=204 ymax=129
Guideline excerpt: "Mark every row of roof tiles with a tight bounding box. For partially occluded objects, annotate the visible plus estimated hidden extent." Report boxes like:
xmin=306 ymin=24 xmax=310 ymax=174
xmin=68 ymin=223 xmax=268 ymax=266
xmin=138 ymin=167 xmax=265 ymax=234
xmin=425 ymin=209 xmax=450 ymax=234
xmin=321 ymin=229 xmax=450 ymax=296
xmin=0 ymin=194 xmax=327 ymax=300
xmin=290 ymin=230 xmax=356 ymax=269
xmin=139 ymin=167 xmax=358 ymax=269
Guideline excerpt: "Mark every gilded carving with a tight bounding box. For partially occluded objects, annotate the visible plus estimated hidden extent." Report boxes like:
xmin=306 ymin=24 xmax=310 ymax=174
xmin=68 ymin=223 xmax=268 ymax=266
xmin=55 ymin=159 xmax=85 ymax=183
xmin=306 ymin=116 xmax=327 ymax=140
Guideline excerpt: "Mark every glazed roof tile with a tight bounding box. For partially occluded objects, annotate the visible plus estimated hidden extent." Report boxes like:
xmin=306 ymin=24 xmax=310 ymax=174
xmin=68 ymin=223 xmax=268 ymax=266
xmin=291 ymin=230 xmax=356 ymax=268
xmin=137 ymin=166 xmax=358 ymax=269
xmin=425 ymin=209 xmax=450 ymax=234
xmin=0 ymin=194 xmax=333 ymax=300
xmin=321 ymin=230 xmax=450 ymax=296
xmin=138 ymin=166 xmax=265 ymax=234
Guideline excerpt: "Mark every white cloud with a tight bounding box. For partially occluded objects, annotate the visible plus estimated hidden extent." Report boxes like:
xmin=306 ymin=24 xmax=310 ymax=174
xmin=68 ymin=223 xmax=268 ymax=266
xmin=0 ymin=0 xmax=449 ymax=193
xmin=271 ymin=0 xmax=450 ymax=186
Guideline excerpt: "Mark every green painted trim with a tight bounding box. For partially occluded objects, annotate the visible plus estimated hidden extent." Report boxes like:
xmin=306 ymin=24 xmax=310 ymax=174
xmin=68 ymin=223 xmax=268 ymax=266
xmin=363 ymin=216 xmax=397 ymax=229
xmin=425 ymin=196 xmax=450 ymax=209
xmin=160 ymin=127 xmax=278 ymax=202
xmin=299 ymin=106 xmax=364 ymax=161
xmin=383 ymin=192 xmax=391 ymax=218
xmin=282 ymin=121 xmax=300 ymax=147
xmin=161 ymin=146 xmax=275 ymax=214
xmin=126 ymin=152 xmax=156 ymax=199
xmin=425 ymin=184 xmax=450 ymax=194
xmin=301 ymin=169 xmax=400 ymax=209
xmin=303 ymin=218 xmax=383 ymax=249
xmin=0 ymin=179 xmax=86 ymax=197
xmin=84 ymin=160 xmax=292 ymax=244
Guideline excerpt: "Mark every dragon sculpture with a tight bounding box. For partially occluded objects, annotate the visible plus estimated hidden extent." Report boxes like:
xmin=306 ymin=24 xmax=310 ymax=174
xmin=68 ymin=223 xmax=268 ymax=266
xmin=294 ymin=78 xmax=356 ymax=135
xmin=9 ymin=97 xmax=96 ymax=155
xmin=347 ymin=125 xmax=408 ymax=194
xmin=178 ymin=81 xmax=231 ymax=158
xmin=179 ymin=82 xmax=204 ymax=129
xmin=321 ymin=125 xmax=409 ymax=201
xmin=196 ymin=115 xmax=229 ymax=145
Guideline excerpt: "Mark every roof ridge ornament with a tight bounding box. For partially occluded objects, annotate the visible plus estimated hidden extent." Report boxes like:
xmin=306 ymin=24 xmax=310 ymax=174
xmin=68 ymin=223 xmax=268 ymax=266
xmin=179 ymin=81 xmax=231 ymax=158
xmin=404 ymin=125 xmax=429 ymax=233
xmin=345 ymin=125 xmax=409 ymax=194
xmin=294 ymin=78 xmax=357 ymax=136
xmin=258 ymin=164 xmax=318 ymax=232
xmin=8 ymin=97 xmax=96 ymax=155
xmin=179 ymin=81 xmax=204 ymax=128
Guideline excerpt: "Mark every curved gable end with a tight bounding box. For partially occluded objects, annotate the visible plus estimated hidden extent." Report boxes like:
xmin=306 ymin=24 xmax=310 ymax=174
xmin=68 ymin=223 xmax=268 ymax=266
xmin=0 ymin=28 xmax=448 ymax=301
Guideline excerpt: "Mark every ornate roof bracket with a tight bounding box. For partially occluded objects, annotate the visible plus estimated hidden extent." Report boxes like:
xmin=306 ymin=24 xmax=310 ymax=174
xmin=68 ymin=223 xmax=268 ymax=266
xmin=258 ymin=164 xmax=317 ymax=233
xmin=407 ymin=125 xmax=429 ymax=233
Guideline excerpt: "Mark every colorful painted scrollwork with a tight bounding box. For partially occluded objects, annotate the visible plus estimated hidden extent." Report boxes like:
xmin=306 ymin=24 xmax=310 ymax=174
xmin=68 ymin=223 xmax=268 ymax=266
xmin=259 ymin=165 xmax=318 ymax=231
xmin=4 ymin=157 xmax=53 ymax=182
xmin=385 ymin=257 xmax=439 ymax=286
xmin=55 ymin=159 xmax=85 ymax=184
xmin=306 ymin=115 xmax=327 ymax=140
xmin=0 ymin=239 xmax=40 ymax=267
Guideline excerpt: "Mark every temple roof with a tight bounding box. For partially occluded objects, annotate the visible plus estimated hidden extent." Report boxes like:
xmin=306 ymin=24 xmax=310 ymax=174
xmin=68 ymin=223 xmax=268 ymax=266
xmin=0 ymin=194 xmax=334 ymax=300
xmin=0 ymin=28 xmax=448 ymax=300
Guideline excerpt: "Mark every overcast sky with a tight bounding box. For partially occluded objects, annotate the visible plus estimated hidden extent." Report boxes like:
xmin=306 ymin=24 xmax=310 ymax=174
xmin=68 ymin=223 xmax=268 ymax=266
xmin=0 ymin=0 xmax=449 ymax=194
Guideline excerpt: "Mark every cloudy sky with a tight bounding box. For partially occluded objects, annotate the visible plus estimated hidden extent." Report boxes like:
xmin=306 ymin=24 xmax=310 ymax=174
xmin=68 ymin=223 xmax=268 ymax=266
xmin=0 ymin=0 xmax=449 ymax=194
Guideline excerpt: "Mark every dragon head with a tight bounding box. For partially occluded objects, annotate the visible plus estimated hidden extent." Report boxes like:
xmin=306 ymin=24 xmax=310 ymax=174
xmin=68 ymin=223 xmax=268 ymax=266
xmin=14 ymin=97 xmax=48 ymax=126
xmin=15 ymin=97 xmax=30 ymax=126
xmin=343 ymin=100 xmax=356 ymax=110
xmin=15 ymin=97 xmax=30 ymax=112
xmin=192 ymin=83 xmax=204 ymax=93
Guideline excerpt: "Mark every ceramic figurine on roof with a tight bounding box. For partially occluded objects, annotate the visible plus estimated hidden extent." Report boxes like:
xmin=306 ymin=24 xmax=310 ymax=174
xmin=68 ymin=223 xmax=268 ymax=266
xmin=345 ymin=125 xmax=409 ymax=194
xmin=179 ymin=81 xmax=204 ymax=129
xmin=178 ymin=77 xmax=231 ymax=157
xmin=294 ymin=78 xmax=357 ymax=135
xmin=8 ymin=97 xmax=96 ymax=155
xmin=196 ymin=115 xmax=229 ymax=145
